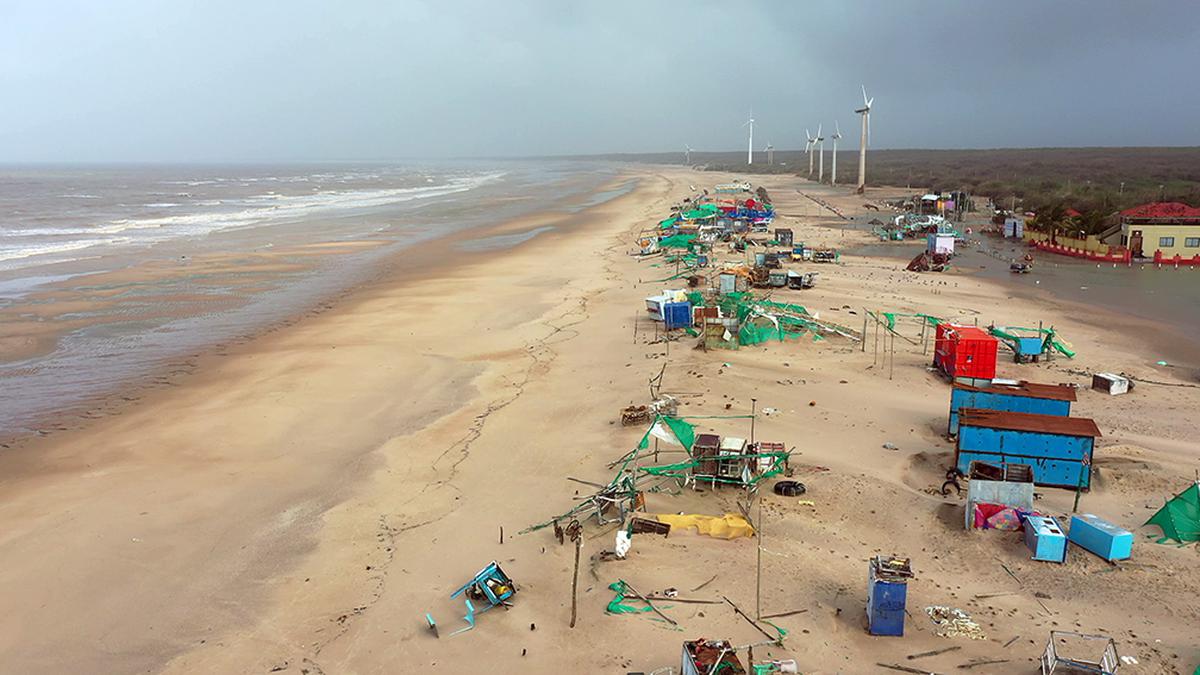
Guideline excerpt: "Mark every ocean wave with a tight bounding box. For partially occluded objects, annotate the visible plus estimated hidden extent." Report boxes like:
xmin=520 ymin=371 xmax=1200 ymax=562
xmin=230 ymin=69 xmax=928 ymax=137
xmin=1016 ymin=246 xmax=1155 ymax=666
xmin=0 ymin=238 xmax=128 ymax=266
xmin=101 ymin=171 xmax=505 ymax=237
xmin=0 ymin=171 xmax=506 ymax=270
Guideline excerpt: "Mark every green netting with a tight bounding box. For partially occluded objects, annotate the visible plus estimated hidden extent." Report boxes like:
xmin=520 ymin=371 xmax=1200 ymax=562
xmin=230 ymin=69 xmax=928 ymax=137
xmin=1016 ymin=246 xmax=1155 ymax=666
xmin=606 ymin=580 xmax=656 ymax=614
xmin=1146 ymin=482 xmax=1200 ymax=544
xmin=658 ymin=217 xmax=678 ymax=229
xmin=881 ymin=312 xmax=943 ymax=332
xmin=658 ymin=234 xmax=696 ymax=249
xmin=682 ymin=204 xmax=720 ymax=220
xmin=988 ymin=325 xmax=1076 ymax=358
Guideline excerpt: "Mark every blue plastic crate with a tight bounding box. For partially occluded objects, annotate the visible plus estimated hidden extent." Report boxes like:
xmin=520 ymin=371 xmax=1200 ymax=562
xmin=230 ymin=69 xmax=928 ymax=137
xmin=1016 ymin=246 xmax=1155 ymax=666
xmin=1068 ymin=514 xmax=1133 ymax=562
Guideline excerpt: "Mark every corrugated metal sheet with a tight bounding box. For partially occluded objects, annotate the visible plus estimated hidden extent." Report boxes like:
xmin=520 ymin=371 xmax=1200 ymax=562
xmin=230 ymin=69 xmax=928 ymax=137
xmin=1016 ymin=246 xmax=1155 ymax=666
xmin=953 ymin=381 xmax=1077 ymax=402
xmin=948 ymin=383 xmax=1075 ymax=436
xmin=958 ymin=409 xmax=1101 ymax=437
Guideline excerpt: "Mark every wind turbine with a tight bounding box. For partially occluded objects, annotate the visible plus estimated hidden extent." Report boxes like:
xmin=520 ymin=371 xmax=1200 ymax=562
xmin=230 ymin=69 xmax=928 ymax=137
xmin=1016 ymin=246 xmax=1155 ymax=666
xmin=816 ymin=124 xmax=825 ymax=184
xmin=743 ymin=112 xmax=754 ymax=165
xmin=835 ymin=120 xmax=844 ymax=183
xmin=805 ymin=128 xmax=816 ymax=176
xmin=855 ymin=85 xmax=873 ymax=194
xmin=684 ymin=144 xmax=693 ymax=165
xmin=764 ymin=142 xmax=774 ymax=165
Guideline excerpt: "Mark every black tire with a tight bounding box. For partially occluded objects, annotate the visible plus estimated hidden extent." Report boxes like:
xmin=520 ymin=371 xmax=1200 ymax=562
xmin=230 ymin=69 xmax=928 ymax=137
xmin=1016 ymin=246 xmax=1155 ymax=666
xmin=773 ymin=480 xmax=807 ymax=497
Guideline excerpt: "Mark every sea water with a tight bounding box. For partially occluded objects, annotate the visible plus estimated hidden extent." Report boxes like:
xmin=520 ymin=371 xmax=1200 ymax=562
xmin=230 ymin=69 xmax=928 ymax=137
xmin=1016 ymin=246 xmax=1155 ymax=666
xmin=0 ymin=161 xmax=628 ymax=437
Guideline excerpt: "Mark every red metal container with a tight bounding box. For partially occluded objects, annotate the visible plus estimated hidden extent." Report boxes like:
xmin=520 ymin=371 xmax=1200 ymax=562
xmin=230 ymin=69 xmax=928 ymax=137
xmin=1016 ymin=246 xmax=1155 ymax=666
xmin=934 ymin=324 xmax=998 ymax=382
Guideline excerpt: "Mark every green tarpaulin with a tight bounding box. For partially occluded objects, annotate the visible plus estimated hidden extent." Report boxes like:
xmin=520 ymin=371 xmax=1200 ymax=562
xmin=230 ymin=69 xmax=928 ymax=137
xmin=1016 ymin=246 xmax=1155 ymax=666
xmin=658 ymin=216 xmax=678 ymax=229
xmin=637 ymin=415 xmax=696 ymax=452
xmin=657 ymin=234 xmax=696 ymax=249
xmin=682 ymin=204 xmax=719 ymax=220
xmin=1145 ymin=482 xmax=1200 ymax=544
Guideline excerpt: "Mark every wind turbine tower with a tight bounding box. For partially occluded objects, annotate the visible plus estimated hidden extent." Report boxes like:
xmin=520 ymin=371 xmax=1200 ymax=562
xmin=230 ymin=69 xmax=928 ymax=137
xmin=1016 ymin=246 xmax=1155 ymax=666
xmin=830 ymin=121 xmax=842 ymax=185
xmin=766 ymin=143 xmax=774 ymax=165
xmin=744 ymin=113 xmax=755 ymax=165
xmin=817 ymin=124 xmax=825 ymax=183
xmin=805 ymin=129 xmax=815 ymax=176
xmin=855 ymin=85 xmax=873 ymax=194
xmin=684 ymin=144 xmax=692 ymax=165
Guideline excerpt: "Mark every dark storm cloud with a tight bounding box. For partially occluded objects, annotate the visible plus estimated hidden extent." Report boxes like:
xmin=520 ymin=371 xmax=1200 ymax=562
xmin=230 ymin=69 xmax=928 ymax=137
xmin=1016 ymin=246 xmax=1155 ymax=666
xmin=1 ymin=0 xmax=1197 ymax=161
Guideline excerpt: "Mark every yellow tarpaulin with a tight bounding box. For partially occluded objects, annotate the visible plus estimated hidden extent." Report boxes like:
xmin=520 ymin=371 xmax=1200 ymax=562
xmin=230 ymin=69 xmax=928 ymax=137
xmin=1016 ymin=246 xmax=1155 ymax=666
xmin=653 ymin=513 xmax=755 ymax=539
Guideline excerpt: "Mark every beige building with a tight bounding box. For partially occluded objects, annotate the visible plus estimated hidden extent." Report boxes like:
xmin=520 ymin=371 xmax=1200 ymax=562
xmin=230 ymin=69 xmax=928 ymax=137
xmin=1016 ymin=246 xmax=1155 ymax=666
xmin=1117 ymin=202 xmax=1200 ymax=260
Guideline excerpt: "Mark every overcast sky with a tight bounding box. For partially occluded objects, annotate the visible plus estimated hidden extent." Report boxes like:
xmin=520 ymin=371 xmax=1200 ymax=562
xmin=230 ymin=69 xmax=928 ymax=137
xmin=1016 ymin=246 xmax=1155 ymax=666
xmin=2 ymin=0 xmax=1198 ymax=162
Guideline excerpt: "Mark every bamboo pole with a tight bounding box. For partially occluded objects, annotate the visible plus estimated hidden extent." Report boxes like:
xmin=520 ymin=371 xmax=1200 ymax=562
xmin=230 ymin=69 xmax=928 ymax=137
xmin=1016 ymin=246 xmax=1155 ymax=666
xmin=570 ymin=533 xmax=582 ymax=628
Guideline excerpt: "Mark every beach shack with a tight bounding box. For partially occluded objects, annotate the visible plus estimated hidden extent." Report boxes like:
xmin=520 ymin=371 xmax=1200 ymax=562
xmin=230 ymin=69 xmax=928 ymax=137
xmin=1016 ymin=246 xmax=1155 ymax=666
xmin=933 ymin=324 xmax=999 ymax=386
xmin=1003 ymin=216 xmax=1024 ymax=238
xmin=927 ymin=231 xmax=955 ymax=256
xmin=956 ymin=409 xmax=1102 ymax=490
xmin=948 ymin=381 xmax=1076 ymax=436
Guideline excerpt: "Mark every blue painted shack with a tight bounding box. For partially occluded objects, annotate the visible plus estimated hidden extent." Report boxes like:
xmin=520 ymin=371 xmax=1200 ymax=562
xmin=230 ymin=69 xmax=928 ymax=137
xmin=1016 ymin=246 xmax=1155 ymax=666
xmin=956 ymin=409 xmax=1101 ymax=490
xmin=948 ymin=381 xmax=1076 ymax=436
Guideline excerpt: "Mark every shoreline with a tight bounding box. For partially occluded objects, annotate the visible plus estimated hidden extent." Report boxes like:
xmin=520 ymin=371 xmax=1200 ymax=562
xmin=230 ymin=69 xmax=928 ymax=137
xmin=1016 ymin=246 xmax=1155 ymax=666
xmin=0 ymin=170 xmax=637 ymax=448
xmin=0 ymin=167 xmax=666 ymax=673
xmin=1 ymin=168 xmax=1196 ymax=673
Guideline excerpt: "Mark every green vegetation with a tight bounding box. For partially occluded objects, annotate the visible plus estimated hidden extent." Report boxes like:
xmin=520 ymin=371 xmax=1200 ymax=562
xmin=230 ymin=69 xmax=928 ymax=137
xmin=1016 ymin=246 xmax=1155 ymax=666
xmin=596 ymin=147 xmax=1200 ymax=218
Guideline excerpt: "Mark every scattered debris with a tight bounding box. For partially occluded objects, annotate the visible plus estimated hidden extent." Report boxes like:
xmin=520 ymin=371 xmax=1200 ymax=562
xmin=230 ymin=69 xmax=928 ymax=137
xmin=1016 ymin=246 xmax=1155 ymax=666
xmin=428 ymin=561 xmax=517 ymax=637
xmin=1041 ymin=631 xmax=1120 ymax=674
xmin=924 ymin=606 xmax=986 ymax=640
xmin=1092 ymin=373 xmax=1130 ymax=396
xmin=653 ymin=513 xmax=754 ymax=539
xmin=682 ymin=638 xmax=746 ymax=675
xmin=878 ymin=663 xmax=944 ymax=675
xmin=907 ymin=646 xmax=961 ymax=660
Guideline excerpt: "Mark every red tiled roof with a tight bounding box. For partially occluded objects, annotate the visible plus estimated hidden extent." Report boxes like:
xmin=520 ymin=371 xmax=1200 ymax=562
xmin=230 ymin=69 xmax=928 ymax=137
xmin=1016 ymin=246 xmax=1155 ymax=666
xmin=1119 ymin=202 xmax=1200 ymax=219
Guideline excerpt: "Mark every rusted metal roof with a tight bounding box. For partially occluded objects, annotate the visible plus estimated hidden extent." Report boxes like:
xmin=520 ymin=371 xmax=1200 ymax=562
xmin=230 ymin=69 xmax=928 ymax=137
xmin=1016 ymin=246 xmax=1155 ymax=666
xmin=953 ymin=380 xmax=1077 ymax=402
xmin=958 ymin=408 xmax=1101 ymax=437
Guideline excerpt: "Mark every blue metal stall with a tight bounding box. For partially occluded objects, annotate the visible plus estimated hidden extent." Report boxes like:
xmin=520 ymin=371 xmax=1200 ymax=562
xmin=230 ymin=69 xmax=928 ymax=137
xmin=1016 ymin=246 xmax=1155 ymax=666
xmin=948 ymin=381 xmax=1075 ymax=436
xmin=955 ymin=409 xmax=1101 ymax=490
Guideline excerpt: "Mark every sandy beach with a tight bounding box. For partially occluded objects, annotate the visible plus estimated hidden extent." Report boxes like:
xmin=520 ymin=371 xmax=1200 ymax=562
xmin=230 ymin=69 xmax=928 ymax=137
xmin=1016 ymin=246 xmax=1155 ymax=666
xmin=0 ymin=167 xmax=1197 ymax=674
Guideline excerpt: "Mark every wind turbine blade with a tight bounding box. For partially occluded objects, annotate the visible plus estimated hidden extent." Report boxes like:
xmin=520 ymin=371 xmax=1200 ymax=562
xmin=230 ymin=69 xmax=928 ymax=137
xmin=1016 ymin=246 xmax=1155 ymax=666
xmin=836 ymin=120 xmax=841 ymax=136
xmin=862 ymin=84 xmax=869 ymax=105
xmin=817 ymin=123 xmax=822 ymax=137
xmin=867 ymin=97 xmax=874 ymax=108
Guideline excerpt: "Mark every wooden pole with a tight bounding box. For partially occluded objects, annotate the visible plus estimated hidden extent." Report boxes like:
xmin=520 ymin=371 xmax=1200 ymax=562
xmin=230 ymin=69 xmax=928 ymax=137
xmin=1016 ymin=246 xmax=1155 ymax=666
xmin=755 ymin=493 xmax=763 ymax=620
xmin=873 ymin=312 xmax=880 ymax=366
xmin=569 ymin=534 xmax=582 ymax=628
xmin=889 ymin=330 xmax=896 ymax=380
xmin=1072 ymin=458 xmax=1087 ymax=512
xmin=862 ymin=311 xmax=868 ymax=352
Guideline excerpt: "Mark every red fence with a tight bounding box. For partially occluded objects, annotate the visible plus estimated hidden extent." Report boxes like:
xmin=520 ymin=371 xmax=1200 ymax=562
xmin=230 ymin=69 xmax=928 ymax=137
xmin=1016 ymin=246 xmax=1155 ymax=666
xmin=1029 ymin=240 xmax=1131 ymax=264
